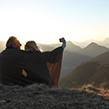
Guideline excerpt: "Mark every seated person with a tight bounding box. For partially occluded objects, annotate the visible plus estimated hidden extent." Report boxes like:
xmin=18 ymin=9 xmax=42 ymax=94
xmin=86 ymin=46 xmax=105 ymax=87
xmin=0 ymin=36 xmax=66 ymax=87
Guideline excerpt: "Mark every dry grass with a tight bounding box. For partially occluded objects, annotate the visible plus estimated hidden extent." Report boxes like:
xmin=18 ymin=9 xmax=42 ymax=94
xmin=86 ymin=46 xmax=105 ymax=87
xmin=70 ymin=84 xmax=109 ymax=99
xmin=0 ymin=83 xmax=109 ymax=109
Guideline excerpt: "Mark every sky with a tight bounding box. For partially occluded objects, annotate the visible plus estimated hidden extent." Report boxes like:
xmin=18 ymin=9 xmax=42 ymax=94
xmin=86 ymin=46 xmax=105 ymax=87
xmin=0 ymin=0 xmax=109 ymax=44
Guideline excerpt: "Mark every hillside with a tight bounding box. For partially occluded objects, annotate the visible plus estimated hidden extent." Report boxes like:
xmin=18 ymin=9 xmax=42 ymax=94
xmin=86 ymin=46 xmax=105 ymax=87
xmin=92 ymin=50 xmax=109 ymax=63
xmin=0 ymin=83 xmax=109 ymax=109
xmin=77 ymin=42 xmax=108 ymax=58
xmin=60 ymin=50 xmax=92 ymax=78
xmin=59 ymin=45 xmax=109 ymax=87
xmin=59 ymin=61 xmax=109 ymax=89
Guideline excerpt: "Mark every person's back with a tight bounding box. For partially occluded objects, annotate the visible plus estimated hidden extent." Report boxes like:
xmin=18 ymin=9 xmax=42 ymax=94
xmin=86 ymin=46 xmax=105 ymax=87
xmin=0 ymin=37 xmax=66 ymax=87
xmin=0 ymin=37 xmax=51 ymax=86
xmin=0 ymin=48 xmax=51 ymax=86
xmin=24 ymin=38 xmax=66 ymax=87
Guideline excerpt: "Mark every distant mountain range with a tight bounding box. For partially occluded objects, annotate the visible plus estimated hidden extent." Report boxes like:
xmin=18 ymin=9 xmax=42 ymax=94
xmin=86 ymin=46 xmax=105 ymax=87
xmin=60 ymin=41 xmax=108 ymax=79
xmin=77 ymin=42 xmax=108 ymax=58
xmin=60 ymin=50 xmax=92 ymax=79
xmin=0 ymin=41 xmax=5 ymax=52
xmin=100 ymin=37 xmax=109 ymax=48
xmin=65 ymin=41 xmax=81 ymax=52
xmin=59 ymin=50 xmax=109 ymax=89
xmin=39 ymin=41 xmax=81 ymax=52
xmin=73 ymin=37 xmax=109 ymax=48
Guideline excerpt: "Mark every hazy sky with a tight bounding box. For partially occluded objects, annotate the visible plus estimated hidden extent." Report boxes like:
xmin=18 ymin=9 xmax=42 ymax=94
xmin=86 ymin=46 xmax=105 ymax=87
xmin=0 ymin=0 xmax=109 ymax=43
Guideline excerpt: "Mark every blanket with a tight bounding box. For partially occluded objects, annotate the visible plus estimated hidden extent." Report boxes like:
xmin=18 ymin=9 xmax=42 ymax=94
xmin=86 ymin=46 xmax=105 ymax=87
xmin=0 ymin=47 xmax=63 ymax=87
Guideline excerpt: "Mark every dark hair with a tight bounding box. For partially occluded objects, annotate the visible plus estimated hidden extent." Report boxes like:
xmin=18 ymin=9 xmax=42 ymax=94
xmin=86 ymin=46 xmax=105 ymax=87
xmin=6 ymin=36 xmax=17 ymax=47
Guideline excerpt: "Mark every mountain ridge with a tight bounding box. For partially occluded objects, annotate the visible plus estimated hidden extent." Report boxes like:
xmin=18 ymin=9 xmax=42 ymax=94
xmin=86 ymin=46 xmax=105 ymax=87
xmin=59 ymin=50 xmax=109 ymax=88
xmin=77 ymin=42 xmax=108 ymax=58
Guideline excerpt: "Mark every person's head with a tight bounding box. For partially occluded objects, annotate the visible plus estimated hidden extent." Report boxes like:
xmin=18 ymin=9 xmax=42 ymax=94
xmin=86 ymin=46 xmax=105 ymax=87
xmin=25 ymin=41 xmax=40 ymax=52
xmin=6 ymin=36 xmax=21 ymax=49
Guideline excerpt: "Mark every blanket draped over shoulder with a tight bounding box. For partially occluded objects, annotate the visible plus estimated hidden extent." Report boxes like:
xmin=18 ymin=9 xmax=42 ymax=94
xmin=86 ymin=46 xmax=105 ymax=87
xmin=0 ymin=47 xmax=63 ymax=87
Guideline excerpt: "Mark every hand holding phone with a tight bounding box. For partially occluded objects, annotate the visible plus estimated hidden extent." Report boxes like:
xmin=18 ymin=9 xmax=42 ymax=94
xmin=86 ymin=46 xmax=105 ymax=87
xmin=59 ymin=37 xmax=66 ymax=43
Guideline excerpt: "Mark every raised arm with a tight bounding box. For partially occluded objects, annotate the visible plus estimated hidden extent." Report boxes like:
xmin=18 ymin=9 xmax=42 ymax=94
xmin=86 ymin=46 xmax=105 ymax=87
xmin=59 ymin=37 xmax=66 ymax=49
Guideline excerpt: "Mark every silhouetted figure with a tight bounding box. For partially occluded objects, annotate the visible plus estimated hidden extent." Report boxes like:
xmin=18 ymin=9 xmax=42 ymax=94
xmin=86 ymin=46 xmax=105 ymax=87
xmin=0 ymin=36 xmax=66 ymax=87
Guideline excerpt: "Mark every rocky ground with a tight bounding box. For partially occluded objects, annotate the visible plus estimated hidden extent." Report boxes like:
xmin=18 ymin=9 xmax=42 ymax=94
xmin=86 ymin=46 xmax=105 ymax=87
xmin=0 ymin=83 xmax=109 ymax=109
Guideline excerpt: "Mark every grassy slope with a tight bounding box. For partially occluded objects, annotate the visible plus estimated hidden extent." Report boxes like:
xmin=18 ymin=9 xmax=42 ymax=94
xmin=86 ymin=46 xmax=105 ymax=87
xmin=59 ymin=50 xmax=109 ymax=88
xmin=59 ymin=61 xmax=109 ymax=88
xmin=92 ymin=51 xmax=109 ymax=63
xmin=0 ymin=83 xmax=109 ymax=109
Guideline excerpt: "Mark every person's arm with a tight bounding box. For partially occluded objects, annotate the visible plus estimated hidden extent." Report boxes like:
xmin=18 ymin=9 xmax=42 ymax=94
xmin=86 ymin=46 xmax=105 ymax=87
xmin=62 ymin=43 xmax=66 ymax=49
xmin=59 ymin=37 xmax=66 ymax=49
